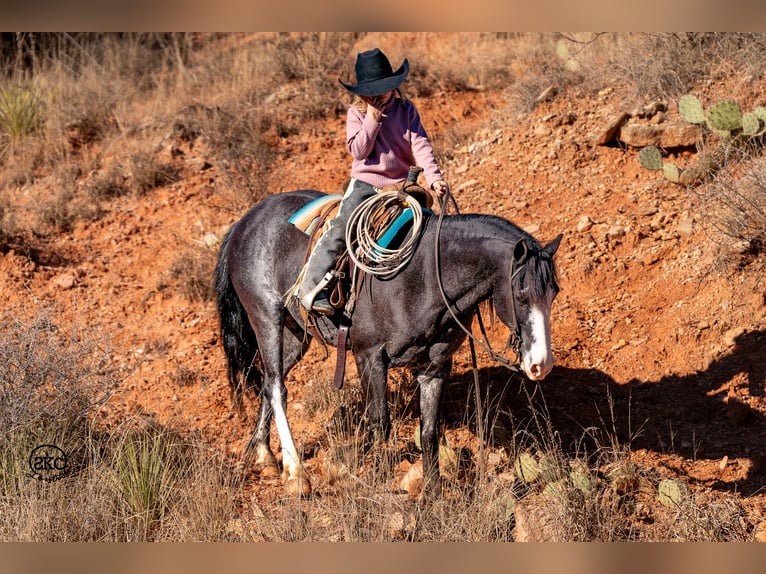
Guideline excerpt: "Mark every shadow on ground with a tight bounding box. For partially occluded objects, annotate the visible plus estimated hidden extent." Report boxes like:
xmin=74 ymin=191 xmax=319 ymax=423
xmin=442 ymin=328 xmax=766 ymax=497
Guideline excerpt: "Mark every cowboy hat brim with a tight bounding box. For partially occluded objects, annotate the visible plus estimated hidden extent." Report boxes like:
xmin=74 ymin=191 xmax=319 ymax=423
xmin=339 ymin=59 xmax=409 ymax=96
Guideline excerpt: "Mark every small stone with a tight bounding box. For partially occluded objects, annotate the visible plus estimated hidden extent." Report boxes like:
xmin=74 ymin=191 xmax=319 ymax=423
xmin=399 ymin=460 xmax=424 ymax=498
xmin=52 ymin=274 xmax=76 ymax=290
xmin=577 ymin=215 xmax=594 ymax=232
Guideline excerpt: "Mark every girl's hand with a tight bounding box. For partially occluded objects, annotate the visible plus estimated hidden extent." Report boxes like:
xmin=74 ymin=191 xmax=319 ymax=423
xmin=431 ymin=180 xmax=450 ymax=198
xmin=366 ymin=101 xmax=383 ymax=121
xmin=362 ymin=93 xmax=390 ymax=121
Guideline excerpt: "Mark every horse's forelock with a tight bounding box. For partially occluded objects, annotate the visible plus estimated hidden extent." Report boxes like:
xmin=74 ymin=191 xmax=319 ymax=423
xmin=521 ymin=246 xmax=559 ymax=301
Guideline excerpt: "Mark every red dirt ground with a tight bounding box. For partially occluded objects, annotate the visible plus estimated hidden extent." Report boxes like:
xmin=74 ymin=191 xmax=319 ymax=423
xmin=2 ymin=37 xmax=765 ymax=538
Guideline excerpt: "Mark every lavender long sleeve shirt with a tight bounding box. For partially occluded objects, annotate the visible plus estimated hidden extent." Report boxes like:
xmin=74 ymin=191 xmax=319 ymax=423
xmin=346 ymin=97 xmax=443 ymax=189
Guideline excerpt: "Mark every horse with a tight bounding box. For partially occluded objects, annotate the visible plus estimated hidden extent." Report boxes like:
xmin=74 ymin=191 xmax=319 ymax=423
xmin=214 ymin=189 xmax=562 ymax=496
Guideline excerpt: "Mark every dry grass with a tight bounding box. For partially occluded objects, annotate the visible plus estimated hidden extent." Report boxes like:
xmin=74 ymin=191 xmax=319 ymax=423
xmin=696 ymin=155 xmax=766 ymax=267
xmin=0 ymin=307 xmax=242 ymax=541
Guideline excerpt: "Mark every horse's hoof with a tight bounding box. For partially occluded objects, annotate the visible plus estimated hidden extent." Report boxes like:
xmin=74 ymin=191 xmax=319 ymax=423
xmin=257 ymin=463 xmax=280 ymax=478
xmin=285 ymin=475 xmax=312 ymax=497
xmin=252 ymin=445 xmax=279 ymax=477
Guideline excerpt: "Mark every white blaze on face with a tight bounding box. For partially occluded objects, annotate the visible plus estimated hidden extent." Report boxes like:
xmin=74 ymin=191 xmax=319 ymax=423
xmin=521 ymin=290 xmax=555 ymax=380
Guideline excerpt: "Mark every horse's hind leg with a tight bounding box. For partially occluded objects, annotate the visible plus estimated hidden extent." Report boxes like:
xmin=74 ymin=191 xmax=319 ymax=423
xmin=245 ymin=397 xmax=279 ymax=477
xmin=248 ymin=316 xmax=311 ymax=496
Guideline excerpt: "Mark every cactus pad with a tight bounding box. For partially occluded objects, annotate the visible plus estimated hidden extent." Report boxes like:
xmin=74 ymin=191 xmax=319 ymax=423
xmin=742 ymin=111 xmax=760 ymax=136
xmin=753 ymin=107 xmax=766 ymax=136
xmin=658 ymin=478 xmax=686 ymax=508
xmin=708 ymin=100 xmax=742 ymax=132
xmin=678 ymin=94 xmax=705 ymax=124
xmin=663 ymin=162 xmax=680 ymax=183
xmin=638 ymin=146 xmax=663 ymax=171
xmin=514 ymin=453 xmax=540 ymax=483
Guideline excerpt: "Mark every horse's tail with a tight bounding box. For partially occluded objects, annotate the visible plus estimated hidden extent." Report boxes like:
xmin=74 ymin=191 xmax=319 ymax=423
xmin=214 ymin=228 xmax=261 ymax=410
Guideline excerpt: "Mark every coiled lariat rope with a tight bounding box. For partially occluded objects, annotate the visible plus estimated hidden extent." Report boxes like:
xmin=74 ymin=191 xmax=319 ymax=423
xmin=346 ymin=190 xmax=424 ymax=279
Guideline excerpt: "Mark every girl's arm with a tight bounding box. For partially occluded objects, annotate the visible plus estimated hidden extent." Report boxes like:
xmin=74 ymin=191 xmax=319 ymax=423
xmin=346 ymin=107 xmax=382 ymax=160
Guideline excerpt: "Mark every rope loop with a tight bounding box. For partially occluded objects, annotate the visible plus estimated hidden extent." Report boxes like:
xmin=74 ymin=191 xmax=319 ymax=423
xmin=346 ymin=191 xmax=424 ymax=278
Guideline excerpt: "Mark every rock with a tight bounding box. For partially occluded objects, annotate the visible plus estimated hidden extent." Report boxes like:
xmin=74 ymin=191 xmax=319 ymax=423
xmin=618 ymin=121 xmax=702 ymax=148
xmin=593 ymin=111 xmax=629 ymax=146
xmin=611 ymin=339 xmax=627 ymax=351
xmin=399 ymin=460 xmax=424 ymax=498
xmin=52 ymin=273 xmax=76 ymax=290
xmin=513 ymin=494 xmax=562 ymax=542
xmin=455 ymin=179 xmax=479 ymax=192
xmin=202 ymin=232 xmax=219 ymax=247
xmin=534 ymin=124 xmax=552 ymax=137
xmin=755 ymin=522 xmax=766 ymax=543
xmin=535 ymin=85 xmax=557 ymax=104
xmin=606 ymin=225 xmax=626 ymax=238
xmin=523 ymin=223 xmax=540 ymax=235
xmin=577 ymin=215 xmax=594 ymax=232
xmin=677 ymin=216 xmax=694 ymax=236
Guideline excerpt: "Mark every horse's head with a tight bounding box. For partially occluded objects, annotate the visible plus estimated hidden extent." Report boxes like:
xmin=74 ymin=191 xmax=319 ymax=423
xmin=501 ymin=234 xmax=562 ymax=380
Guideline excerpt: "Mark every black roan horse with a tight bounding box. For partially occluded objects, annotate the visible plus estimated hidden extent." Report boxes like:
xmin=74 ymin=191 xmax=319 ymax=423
xmin=214 ymin=189 xmax=562 ymax=496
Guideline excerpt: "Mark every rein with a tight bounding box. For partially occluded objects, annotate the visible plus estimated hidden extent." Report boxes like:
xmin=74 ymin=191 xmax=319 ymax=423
xmin=433 ymin=191 xmax=523 ymax=373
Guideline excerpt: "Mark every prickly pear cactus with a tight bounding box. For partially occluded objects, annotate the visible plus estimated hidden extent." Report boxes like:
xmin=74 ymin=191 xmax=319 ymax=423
xmin=678 ymin=94 xmax=705 ymax=124
xmin=514 ymin=452 xmax=540 ymax=483
xmin=707 ymin=100 xmax=742 ymax=132
xmin=663 ymin=162 xmax=680 ymax=183
xmin=638 ymin=146 xmax=663 ymax=171
xmin=753 ymin=107 xmax=766 ymax=136
xmin=658 ymin=478 xmax=686 ymax=508
xmin=742 ymin=111 xmax=761 ymax=136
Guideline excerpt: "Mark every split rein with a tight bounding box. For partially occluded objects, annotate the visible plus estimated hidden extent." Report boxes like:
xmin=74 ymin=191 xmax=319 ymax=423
xmin=433 ymin=190 xmax=524 ymax=374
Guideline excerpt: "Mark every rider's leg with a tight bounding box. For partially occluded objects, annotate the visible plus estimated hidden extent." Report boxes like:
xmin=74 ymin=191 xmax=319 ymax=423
xmin=298 ymin=179 xmax=376 ymax=313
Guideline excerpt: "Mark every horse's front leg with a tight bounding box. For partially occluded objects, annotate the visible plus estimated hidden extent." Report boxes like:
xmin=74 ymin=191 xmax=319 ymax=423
xmin=356 ymin=348 xmax=390 ymax=447
xmin=415 ymin=360 xmax=450 ymax=496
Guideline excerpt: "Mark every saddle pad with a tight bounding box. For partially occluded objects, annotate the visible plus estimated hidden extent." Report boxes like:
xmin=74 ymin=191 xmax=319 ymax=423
xmin=288 ymin=193 xmax=426 ymax=250
xmin=288 ymin=194 xmax=342 ymax=236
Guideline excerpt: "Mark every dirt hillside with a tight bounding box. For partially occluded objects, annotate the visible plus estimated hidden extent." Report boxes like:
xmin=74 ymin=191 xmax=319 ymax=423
xmin=2 ymin=33 xmax=765 ymax=539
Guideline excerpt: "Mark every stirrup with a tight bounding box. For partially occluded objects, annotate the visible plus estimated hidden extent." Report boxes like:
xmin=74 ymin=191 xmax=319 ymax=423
xmin=299 ymin=270 xmax=336 ymax=311
xmin=310 ymin=292 xmax=335 ymax=316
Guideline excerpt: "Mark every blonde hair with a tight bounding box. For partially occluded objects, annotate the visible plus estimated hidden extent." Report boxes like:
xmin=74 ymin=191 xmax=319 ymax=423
xmin=350 ymin=87 xmax=406 ymax=113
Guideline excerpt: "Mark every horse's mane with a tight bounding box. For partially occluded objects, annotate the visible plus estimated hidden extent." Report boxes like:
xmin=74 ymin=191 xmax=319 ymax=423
xmin=439 ymin=212 xmax=558 ymax=301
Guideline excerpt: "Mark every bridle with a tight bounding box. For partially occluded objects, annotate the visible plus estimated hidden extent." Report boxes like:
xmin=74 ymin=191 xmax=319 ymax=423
xmin=433 ymin=191 xmax=525 ymax=373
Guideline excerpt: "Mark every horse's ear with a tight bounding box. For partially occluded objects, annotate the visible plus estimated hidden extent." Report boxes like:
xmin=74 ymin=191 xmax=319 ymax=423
xmin=513 ymin=239 xmax=528 ymax=263
xmin=543 ymin=233 xmax=563 ymax=257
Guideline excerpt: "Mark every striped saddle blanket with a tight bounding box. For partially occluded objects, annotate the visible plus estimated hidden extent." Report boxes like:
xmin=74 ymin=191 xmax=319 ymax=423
xmin=288 ymin=193 xmax=421 ymax=250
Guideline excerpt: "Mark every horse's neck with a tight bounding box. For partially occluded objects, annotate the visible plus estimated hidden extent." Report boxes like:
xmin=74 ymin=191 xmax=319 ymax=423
xmin=425 ymin=222 xmax=507 ymax=306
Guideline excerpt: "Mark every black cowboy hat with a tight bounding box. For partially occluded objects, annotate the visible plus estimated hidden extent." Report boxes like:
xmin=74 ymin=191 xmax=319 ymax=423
xmin=339 ymin=48 xmax=409 ymax=97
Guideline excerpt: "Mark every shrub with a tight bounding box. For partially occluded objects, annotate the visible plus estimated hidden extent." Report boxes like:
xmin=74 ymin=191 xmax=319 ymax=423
xmin=0 ymin=84 xmax=44 ymax=149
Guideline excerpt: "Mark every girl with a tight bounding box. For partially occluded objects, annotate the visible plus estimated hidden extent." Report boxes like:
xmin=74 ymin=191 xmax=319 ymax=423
xmin=299 ymin=47 xmax=450 ymax=315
